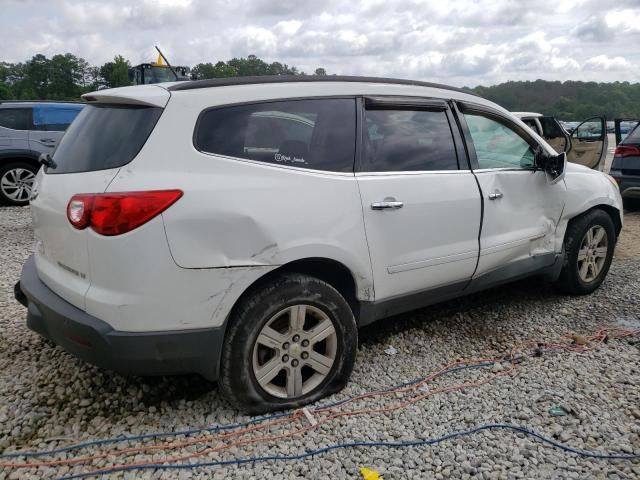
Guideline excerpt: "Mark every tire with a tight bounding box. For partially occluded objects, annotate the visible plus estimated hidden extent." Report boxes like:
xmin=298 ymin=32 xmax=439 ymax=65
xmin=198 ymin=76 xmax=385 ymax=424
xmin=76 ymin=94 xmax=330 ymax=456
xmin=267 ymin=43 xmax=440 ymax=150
xmin=219 ymin=273 xmax=358 ymax=414
xmin=555 ymin=209 xmax=616 ymax=295
xmin=0 ymin=161 xmax=38 ymax=206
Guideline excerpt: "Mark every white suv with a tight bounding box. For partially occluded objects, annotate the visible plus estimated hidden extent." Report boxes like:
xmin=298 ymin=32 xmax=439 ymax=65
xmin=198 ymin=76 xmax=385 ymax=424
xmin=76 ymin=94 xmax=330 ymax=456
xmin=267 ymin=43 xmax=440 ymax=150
xmin=15 ymin=76 xmax=623 ymax=413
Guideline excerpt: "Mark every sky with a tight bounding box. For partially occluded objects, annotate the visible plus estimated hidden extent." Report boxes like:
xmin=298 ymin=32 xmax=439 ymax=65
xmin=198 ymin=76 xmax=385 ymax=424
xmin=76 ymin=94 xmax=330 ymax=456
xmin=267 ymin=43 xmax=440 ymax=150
xmin=1 ymin=0 xmax=639 ymax=87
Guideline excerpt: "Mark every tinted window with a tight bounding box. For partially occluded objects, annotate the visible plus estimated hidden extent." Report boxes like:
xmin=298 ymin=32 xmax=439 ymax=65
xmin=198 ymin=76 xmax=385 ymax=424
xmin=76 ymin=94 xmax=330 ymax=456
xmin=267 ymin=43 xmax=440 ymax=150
xmin=539 ymin=117 xmax=565 ymax=139
xmin=33 ymin=104 xmax=83 ymax=131
xmin=51 ymin=104 xmax=162 ymax=174
xmin=195 ymin=99 xmax=355 ymax=172
xmin=464 ymin=113 xmax=535 ymax=169
xmin=0 ymin=108 xmax=32 ymax=130
xmin=362 ymin=109 xmax=458 ymax=172
xmin=624 ymin=123 xmax=640 ymax=143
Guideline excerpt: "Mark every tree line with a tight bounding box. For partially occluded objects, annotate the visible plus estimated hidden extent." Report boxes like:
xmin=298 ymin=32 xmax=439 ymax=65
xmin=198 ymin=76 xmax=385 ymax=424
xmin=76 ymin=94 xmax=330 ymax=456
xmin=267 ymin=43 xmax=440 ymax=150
xmin=0 ymin=53 xmax=327 ymax=101
xmin=2 ymin=52 xmax=639 ymax=120
xmin=471 ymin=80 xmax=640 ymax=121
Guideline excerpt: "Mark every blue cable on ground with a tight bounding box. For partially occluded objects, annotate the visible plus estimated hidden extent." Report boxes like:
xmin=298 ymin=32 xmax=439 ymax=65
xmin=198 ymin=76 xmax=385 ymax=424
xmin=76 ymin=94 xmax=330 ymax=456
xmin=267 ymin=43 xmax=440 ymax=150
xmin=0 ymin=361 xmax=495 ymax=459
xmin=55 ymin=423 xmax=640 ymax=480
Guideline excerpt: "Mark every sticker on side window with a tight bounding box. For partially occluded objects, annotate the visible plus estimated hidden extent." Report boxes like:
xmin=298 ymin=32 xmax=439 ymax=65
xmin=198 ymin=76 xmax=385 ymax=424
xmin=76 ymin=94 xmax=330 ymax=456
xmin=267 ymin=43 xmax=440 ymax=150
xmin=274 ymin=153 xmax=306 ymax=164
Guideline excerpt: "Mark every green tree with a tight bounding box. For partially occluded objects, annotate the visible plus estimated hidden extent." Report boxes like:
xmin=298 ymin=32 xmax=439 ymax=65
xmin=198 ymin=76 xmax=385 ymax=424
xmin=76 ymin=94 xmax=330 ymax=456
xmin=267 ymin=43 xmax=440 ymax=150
xmin=469 ymin=80 xmax=640 ymax=120
xmin=191 ymin=61 xmax=236 ymax=79
xmin=99 ymin=55 xmax=130 ymax=88
xmin=48 ymin=53 xmax=83 ymax=99
xmin=23 ymin=54 xmax=50 ymax=99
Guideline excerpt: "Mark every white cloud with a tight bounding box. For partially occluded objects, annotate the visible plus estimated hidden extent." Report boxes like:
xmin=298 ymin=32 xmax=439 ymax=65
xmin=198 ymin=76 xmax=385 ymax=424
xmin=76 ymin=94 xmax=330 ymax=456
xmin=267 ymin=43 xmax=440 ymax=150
xmin=584 ymin=55 xmax=630 ymax=71
xmin=606 ymin=8 xmax=640 ymax=33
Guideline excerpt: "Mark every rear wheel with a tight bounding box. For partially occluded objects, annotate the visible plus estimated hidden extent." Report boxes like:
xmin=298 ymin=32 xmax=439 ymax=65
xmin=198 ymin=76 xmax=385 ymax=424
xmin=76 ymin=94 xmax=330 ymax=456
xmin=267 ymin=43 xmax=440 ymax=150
xmin=0 ymin=162 xmax=38 ymax=206
xmin=555 ymin=209 xmax=616 ymax=295
xmin=219 ymin=273 xmax=357 ymax=414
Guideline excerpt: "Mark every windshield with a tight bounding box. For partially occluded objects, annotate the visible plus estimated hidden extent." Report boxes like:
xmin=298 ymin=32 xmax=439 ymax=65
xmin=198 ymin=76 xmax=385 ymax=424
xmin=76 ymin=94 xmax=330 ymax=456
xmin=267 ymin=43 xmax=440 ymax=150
xmin=144 ymin=67 xmax=179 ymax=84
xmin=50 ymin=104 xmax=162 ymax=174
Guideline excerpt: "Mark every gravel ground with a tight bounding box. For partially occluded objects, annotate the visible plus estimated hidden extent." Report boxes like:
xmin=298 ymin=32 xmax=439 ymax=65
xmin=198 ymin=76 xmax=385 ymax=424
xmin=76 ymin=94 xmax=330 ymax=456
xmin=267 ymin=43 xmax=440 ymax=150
xmin=0 ymin=205 xmax=639 ymax=480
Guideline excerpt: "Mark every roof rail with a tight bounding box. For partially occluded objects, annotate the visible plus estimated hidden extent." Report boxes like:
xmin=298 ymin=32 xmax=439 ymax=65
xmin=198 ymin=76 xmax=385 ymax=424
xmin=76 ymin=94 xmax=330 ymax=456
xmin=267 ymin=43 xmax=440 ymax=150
xmin=0 ymin=100 xmax=84 ymax=104
xmin=168 ymin=75 xmax=478 ymax=96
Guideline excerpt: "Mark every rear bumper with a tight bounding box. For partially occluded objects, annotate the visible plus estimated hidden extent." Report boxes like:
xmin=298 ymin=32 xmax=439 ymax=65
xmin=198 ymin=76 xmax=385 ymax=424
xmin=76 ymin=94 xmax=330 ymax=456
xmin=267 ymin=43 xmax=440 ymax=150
xmin=612 ymin=173 xmax=640 ymax=199
xmin=16 ymin=255 xmax=223 ymax=381
xmin=620 ymin=185 xmax=640 ymax=199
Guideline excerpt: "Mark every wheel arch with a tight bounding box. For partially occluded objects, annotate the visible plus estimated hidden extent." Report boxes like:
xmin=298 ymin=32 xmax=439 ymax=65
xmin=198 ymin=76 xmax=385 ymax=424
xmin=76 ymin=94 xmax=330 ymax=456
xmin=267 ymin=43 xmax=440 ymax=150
xmin=566 ymin=204 xmax=622 ymax=239
xmin=228 ymin=257 xmax=363 ymax=326
xmin=0 ymin=150 xmax=41 ymax=170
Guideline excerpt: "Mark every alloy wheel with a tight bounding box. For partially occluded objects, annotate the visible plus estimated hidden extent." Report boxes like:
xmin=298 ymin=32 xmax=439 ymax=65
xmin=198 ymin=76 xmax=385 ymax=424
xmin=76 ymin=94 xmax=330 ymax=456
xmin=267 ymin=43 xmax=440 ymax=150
xmin=577 ymin=225 xmax=608 ymax=283
xmin=252 ymin=304 xmax=337 ymax=399
xmin=1 ymin=168 xmax=35 ymax=202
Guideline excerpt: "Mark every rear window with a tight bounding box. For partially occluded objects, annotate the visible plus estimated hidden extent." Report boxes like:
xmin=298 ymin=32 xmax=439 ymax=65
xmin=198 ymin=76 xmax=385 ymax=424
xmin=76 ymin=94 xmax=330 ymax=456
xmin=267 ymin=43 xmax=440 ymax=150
xmin=50 ymin=104 xmax=162 ymax=174
xmin=624 ymin=123 xmax=640 ymax=144
xmin=195 ymin=98 xmax=356 ymax=173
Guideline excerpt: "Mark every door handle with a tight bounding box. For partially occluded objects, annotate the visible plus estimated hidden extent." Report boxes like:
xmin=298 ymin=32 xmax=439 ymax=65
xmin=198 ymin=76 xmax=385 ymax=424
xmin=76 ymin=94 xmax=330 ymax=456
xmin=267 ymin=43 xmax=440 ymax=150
xmin=488 ymin=191 xmax=503 ymax=200
xmin=371 ymin=200 xmax=404 ymax=210
xmin=40 ymin=138 xmax=56 ymax=143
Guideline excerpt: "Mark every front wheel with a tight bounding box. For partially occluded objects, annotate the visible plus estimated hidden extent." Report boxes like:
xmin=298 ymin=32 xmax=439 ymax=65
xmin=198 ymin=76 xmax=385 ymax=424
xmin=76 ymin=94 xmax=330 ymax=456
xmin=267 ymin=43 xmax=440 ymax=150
xmin=219 ymin=273 xmax=358 ymax=414
xmin=555 ymin=209 xmax=616 ymax=295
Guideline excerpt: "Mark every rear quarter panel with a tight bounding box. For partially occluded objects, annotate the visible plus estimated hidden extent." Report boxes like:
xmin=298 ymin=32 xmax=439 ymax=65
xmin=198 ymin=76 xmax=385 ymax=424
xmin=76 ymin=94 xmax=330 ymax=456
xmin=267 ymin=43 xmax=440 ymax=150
xmin=105 ymin=85 xmax=375 ymax=302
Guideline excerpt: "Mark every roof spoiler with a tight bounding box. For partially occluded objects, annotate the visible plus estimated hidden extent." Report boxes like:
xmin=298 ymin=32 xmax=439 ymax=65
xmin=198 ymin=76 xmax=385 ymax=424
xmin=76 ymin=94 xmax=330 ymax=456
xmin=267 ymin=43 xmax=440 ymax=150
xmin=81 ymin=85 xmax=170 ymax=108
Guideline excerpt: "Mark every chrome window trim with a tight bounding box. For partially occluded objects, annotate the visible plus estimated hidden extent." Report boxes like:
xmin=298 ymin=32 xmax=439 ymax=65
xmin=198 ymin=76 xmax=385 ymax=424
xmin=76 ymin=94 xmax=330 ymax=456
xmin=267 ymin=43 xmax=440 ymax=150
xmin=472 ymin=167 xmax=541 ymax=174
xmin=355 ymin=169 xmax=471 ymax=177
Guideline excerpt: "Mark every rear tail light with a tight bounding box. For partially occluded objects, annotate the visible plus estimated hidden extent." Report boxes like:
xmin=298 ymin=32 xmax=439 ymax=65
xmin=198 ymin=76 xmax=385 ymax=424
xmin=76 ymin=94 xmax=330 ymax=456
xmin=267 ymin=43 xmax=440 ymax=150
xmin=67 ymin=197 xmax=92 ymax=230
xmin=613 ymin=145 xmax=640 ymax=157
xmin=67 ymin=190 xmax=183 ymax=236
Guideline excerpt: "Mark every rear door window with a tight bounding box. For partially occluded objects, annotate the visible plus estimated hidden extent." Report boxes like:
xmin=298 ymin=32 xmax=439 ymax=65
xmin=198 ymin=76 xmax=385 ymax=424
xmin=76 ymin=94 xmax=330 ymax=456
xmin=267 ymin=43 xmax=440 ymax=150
xmin=50 ymin=104 xmax=162 ymax=174
xmin=361 ymin=109 xmax=459 ymax=172
xmin=0 ymin=108 xmax=32 ymax=130
xmin=33 ymin=104 xmax=84 ymax=131
xmin=195 ymin=98 xmax=356 ymax=173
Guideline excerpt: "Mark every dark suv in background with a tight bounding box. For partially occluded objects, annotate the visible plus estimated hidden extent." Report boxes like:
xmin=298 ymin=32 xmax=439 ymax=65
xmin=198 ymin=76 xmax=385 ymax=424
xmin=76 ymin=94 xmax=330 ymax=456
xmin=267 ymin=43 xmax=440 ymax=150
xmin=0 ymin=101 xmax=83 ymax=205
xmin=611 ymin=123 xmax=640 ymax=209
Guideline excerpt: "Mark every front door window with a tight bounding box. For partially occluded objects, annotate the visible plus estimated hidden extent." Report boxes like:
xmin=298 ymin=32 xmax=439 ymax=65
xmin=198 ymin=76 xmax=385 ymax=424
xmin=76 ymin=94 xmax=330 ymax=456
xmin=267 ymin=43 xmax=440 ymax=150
xmin=464 ymin=113 xmax=535 ymax=169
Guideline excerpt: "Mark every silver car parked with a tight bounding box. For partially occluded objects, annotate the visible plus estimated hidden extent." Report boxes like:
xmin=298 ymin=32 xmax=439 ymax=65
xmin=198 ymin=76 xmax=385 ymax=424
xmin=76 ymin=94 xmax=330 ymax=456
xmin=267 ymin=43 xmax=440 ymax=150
xmin=0 ymin=101 xmax=83 ymax=205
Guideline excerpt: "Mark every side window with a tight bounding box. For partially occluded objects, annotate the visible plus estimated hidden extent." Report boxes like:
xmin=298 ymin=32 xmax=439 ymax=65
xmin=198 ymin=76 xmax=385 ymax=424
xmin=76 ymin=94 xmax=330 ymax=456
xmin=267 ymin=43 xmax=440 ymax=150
xmin=361 ymin=109 xmax=458 ymax=172
xmin=195 ymin=99 xmax=355 ymax=173
xmin=540 ymin=117 xmax=566 ymax=139
xmin=463 ymin=113 xmax=535 ymax=169
xmin=0 ymin=108 xmax=32 ymax=130
xmin=521 ymin=118 xmax=541 ymax=135
xmin=33 ymin=105 xmax=84 ymax=131
xmin=574 ymin=119 xmax=603 ymax=140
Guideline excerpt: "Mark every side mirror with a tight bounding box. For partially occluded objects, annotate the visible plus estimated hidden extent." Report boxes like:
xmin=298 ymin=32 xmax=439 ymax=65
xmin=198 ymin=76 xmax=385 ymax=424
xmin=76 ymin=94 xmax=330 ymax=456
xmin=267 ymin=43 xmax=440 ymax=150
xmin=536 ymin=148 xmax=566 ymax=183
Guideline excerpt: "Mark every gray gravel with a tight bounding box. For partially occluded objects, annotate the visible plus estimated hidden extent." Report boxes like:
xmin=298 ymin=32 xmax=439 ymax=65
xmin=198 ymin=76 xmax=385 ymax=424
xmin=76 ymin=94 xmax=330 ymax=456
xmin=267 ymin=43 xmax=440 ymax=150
xmin=1 ymin=205 xmax=639 ymax=480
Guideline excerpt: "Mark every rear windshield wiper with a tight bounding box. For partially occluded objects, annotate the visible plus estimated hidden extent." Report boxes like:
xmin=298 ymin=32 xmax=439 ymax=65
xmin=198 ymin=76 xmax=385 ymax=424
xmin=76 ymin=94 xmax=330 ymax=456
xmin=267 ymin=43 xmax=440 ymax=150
xmin=39 ymin=153 xmax=57 ymax=170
